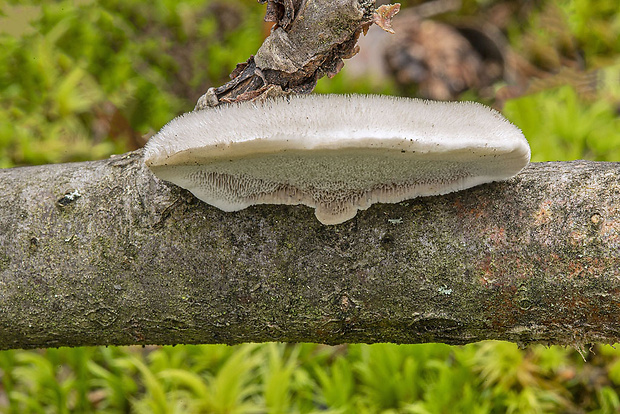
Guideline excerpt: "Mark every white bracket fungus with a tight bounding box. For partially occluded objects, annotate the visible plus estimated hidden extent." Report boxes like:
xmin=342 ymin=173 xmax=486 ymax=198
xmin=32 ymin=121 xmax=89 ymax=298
xmin=144 ymin=94 xmax=530 ymax=225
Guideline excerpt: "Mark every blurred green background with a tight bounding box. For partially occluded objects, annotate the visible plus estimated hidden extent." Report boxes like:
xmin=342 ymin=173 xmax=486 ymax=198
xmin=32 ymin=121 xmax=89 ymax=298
xmin=1 ymin=0 xmax=619 ymax=412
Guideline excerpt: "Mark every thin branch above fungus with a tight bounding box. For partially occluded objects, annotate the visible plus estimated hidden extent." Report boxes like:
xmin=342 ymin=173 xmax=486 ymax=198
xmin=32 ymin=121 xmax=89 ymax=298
xmin=195 ymin=0 xmax=402 ymax=109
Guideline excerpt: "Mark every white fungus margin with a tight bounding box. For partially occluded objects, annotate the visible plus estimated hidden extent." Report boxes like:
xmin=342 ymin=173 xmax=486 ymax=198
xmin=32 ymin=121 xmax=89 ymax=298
xmin=144 ymin=94 xmax=530 ymax=225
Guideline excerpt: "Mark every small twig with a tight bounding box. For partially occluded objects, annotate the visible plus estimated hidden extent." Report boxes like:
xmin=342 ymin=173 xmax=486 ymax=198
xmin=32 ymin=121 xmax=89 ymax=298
xmin=195 ymin=0 xmax=401 ymax=110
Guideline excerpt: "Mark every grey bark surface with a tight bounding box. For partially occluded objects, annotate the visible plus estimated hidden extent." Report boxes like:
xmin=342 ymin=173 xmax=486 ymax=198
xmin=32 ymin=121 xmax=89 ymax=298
xmin=1 ymin=152 xmax=619 ymax=350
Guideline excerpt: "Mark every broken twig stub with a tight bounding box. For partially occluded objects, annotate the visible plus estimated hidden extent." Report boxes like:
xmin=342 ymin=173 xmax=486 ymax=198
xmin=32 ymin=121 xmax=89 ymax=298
xmin=195 ymin=1 xmax=401 ymax=109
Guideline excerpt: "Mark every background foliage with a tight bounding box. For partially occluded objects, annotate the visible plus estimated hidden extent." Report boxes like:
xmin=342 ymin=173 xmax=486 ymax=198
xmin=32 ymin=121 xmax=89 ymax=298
xmin=1 ymin=0 xmax=619 ymax=412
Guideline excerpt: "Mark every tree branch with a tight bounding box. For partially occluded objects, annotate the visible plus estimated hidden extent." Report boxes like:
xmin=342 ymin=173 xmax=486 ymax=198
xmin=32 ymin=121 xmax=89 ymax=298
xmin=195 ymin=0 xmax=395 ymax=109
xmin=1 ymin=153 xmax=619 ymax=350
xmin=2 ymin=1 xmax=618 ymax=351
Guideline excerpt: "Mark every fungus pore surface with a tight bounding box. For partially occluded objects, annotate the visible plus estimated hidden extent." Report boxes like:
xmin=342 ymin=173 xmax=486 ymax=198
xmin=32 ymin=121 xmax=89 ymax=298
xmin=144 ymin=94 xmax=530 ymax=224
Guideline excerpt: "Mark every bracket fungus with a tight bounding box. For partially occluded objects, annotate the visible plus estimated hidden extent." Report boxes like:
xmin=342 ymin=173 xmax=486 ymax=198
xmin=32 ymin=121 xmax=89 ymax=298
xmin=144 ymin=94 xmax=530 ymax=225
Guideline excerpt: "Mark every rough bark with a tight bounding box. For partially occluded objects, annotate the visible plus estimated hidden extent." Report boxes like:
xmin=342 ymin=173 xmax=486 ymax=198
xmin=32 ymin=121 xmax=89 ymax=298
xmin=1 ymin=153 xmax=619 ymax=350
xmin=195 ymin=0 xmax=397 ymax=109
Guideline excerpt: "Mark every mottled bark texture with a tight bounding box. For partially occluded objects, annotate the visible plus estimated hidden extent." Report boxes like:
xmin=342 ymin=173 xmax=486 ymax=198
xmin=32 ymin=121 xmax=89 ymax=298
xmin=1 ymin=153 xmax=619 ymax=350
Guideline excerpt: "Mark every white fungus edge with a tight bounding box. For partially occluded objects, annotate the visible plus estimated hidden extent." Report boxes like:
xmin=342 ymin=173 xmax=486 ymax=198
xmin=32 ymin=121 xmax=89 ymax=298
xmin=144 ymin=94 xmax=531 ymax=225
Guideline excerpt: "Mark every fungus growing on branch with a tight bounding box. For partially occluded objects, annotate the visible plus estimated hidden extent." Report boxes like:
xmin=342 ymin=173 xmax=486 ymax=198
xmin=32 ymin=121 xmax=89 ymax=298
xmin=145 ymin=94 xmax=530 ymax=224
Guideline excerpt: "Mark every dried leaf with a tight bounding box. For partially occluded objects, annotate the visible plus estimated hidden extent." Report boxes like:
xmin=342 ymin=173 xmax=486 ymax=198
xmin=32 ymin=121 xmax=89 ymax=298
xmin=373 ymin=3 xmax=401 ymax=34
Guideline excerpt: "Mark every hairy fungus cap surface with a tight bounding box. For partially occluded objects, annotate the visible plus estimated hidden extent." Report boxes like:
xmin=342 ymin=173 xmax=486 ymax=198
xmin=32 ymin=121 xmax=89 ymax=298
xmin=144 ymin=94 xmax=530 ymax=225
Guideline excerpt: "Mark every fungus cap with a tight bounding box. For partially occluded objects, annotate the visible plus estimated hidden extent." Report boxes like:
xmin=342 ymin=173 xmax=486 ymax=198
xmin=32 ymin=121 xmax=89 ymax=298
xmin=144 ymin=94 xmax=530 ymax=225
